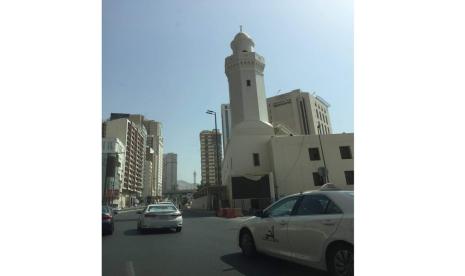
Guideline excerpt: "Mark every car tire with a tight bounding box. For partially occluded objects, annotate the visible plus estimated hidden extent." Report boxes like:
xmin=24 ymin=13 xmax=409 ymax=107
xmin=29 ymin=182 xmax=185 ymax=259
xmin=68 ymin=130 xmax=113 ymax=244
xmin=176 ymin=227 xmax=182 ymax=232
xmin=240 ymin=231 xmax=257 ymax=257
xmin=327 ymin=243 xmax=354 ymax=276
xmin=109 ymin=223 xmax=114 ymax=235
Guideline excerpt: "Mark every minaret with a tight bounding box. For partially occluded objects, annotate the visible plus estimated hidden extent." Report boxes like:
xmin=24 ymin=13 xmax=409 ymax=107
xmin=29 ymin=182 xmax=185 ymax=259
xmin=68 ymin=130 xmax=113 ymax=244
xmin=222 ymin=30 xmax=276 ymax=206
xmin=225 ymin=29 xmax=273 ymax=134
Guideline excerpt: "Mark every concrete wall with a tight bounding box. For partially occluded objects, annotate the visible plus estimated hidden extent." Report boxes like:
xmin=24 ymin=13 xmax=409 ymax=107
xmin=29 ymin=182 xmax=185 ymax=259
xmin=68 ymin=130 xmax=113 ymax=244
xmin=191 ymin=195 xmax=208 ymax=210
xmin=270 ymin=133 xmax=354 ymax=198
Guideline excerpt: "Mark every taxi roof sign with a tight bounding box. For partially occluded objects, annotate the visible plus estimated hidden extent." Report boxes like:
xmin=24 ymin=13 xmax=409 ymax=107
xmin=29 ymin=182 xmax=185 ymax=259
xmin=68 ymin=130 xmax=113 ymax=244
xmin=320 ymin=183 xmax=342 ymax=191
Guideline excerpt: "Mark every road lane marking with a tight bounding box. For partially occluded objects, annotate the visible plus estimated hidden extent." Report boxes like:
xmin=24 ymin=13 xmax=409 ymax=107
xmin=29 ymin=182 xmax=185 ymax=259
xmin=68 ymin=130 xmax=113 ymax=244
xmin=125 ymin=261 xmax=136 ymax=276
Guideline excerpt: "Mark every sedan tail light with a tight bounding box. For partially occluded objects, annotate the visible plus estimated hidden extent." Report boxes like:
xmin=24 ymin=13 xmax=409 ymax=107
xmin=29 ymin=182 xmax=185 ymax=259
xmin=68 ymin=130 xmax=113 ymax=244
xmin=102 ymin=214 xmax=112 ymax=220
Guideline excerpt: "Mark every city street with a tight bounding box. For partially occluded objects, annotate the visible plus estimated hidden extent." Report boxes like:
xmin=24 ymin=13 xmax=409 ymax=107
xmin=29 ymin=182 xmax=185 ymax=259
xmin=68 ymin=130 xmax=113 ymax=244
xmin=103 ymin=209 xmax=327 ymax=276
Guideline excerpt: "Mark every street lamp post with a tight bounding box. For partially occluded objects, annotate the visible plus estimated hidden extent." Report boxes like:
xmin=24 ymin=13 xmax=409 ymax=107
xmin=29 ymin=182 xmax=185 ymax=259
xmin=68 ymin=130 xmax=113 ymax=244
xmin=206 ymin=110 xmax=221 ymax=210
xmin=206 ymin=110 xmax=220 ymax=186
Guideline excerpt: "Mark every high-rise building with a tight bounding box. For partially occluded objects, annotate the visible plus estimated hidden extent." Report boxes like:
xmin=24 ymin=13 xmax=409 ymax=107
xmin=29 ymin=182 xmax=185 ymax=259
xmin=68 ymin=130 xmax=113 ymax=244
xmin=104 ymin=118 xmax=147 ymax=207
xmin=200 ymin=130 xmax=222 ymax=186
xmin=162 ymin=153 xmax=177 ymax=193
xmin=267 ymin=89 xmax=333 ymax=135
xmin=143 ymin=120 xmax=164 ymax=199
xmin=102 ymin=137 xmax=126 ymax=207
xmin=142 ymin=147 xmax=154 ymax=203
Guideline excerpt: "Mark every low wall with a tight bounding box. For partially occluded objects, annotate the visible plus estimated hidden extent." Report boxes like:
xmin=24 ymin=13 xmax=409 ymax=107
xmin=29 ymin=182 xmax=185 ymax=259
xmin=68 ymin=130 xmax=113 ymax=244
xmin=191 ymin=195 xmax=208 ymax=210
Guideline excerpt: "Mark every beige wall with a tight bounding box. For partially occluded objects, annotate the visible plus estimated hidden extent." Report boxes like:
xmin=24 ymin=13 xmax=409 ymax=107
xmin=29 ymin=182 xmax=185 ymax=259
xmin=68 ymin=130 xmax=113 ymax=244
xmin=270 ymin=133 xmax=354 ymax=198
xmin=191 ymin=196 xmax=208 ymax=210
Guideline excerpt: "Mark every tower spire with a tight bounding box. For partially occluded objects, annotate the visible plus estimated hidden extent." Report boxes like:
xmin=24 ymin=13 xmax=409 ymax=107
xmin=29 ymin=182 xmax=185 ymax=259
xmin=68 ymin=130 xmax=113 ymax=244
xmin=240 ymin=25 xmax=242 ymax=32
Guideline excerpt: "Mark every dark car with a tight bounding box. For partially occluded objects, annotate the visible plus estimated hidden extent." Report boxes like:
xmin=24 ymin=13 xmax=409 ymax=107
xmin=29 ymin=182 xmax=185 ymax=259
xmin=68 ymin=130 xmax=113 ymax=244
xmin=102 ymin=206 xmax=117 ymax=235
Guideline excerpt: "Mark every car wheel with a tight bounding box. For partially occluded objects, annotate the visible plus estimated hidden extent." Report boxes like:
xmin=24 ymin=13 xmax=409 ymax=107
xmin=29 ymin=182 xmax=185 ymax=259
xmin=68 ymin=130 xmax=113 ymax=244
xmin=176 ymin=227 xmax=182 ymax=232
xmin=327 ymin=244 xmax=354 ymax=276
xmin=109 ymin=223 xmax=114 ymax=235
xmin=240 ymin=231 xmax=257 ymax=257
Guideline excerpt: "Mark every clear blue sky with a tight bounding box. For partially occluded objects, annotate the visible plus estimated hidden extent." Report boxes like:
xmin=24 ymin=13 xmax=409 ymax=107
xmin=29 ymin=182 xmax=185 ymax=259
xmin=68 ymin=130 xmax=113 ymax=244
xmin=103 ymin=0 xmax=353 ymax=183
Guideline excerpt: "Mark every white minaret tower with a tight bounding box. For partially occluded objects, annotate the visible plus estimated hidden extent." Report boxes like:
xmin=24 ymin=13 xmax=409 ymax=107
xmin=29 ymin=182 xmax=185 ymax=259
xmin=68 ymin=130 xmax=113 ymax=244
xmin=222 ymin=29 xmax=276 ymax=207
xmin=225 ymin=28 xmax=273 ymax=135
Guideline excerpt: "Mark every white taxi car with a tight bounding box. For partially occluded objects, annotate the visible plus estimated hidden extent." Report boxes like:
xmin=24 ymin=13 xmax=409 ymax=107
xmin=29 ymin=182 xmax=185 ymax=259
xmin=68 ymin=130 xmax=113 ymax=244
xmin=237 ymin=184 xmax=353 ymax=276
xmin=137 ymin=204 xmax=183 ymax=233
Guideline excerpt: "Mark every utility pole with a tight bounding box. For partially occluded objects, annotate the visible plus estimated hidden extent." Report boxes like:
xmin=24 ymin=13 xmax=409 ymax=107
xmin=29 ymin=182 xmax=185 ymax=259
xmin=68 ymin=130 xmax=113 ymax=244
xmin=206 ymin=110 xmax=222 ymax=210
xmin=206 ymin=110 xmax=221 ymax=187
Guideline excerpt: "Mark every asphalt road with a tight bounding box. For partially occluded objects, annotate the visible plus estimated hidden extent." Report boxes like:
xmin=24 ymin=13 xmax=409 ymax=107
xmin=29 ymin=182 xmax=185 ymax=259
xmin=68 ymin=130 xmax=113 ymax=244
xmin=102 ymin=209 xmax=327 ymax=276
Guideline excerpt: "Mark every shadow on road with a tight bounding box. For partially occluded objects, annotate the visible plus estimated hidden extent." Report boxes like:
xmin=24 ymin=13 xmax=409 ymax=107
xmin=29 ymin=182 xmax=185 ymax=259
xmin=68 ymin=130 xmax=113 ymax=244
xmin=220 ymin=253 xmax=327 ymax=276
xmin=114 ymin=218 xmax=139 ymax=222
xmin=181 ymin=209 xmax=217 ymax=218
xmin=123 ymin=228 xmax=178 ymax=236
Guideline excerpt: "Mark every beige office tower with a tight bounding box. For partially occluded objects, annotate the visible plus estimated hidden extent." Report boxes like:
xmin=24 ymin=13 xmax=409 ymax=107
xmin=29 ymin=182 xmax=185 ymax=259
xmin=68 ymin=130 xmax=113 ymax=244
xmin=267 ymin=89 xmax=333 ymax=135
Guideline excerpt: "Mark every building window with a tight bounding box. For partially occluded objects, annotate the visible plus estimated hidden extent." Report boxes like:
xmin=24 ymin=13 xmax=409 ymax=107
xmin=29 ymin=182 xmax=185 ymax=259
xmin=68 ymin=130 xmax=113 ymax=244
xmin=253 ymin=153 xmax=260 ymax=166
xmin=308 ymin=148 xmax=321 ymax=161
xmin=344 ymin=171 xmax=354 ymax=185
xmin=246 ymin=80 xmax=251 ymax=86
xmin=340 ymin=146 xmax=353 ymax=159
xmin=312 ymin=172 xmax=324 ymax=186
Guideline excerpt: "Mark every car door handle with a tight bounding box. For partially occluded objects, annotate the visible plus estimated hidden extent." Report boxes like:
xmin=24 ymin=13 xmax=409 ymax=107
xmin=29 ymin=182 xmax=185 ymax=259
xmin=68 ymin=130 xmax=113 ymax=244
xmin=279 ymin=221 xmax=288 ymax=226
xmin=321 ymin=220 xmax=336 ymax=226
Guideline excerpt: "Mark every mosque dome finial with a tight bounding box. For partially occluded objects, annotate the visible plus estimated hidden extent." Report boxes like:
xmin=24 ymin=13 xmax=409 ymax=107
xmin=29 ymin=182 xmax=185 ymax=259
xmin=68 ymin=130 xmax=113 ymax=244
xmin=230 ymin=27 xmax=255 ymax=54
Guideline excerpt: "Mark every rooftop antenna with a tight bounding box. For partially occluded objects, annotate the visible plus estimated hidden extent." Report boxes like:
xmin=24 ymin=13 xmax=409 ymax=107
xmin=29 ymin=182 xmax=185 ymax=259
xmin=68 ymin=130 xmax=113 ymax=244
xmin=276 ymin=89 xmax=281 ymax=95
xmin=240 ymin=25 xmax=242 ymax=32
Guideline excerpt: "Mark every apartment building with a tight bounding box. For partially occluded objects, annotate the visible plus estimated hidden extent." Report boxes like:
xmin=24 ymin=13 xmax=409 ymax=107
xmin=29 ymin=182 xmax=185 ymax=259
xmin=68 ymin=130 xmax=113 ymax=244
xmin=104 ymin=118 xmax=147 ymax=207
xmin=200 ymin=130 xmax=222 ymax=186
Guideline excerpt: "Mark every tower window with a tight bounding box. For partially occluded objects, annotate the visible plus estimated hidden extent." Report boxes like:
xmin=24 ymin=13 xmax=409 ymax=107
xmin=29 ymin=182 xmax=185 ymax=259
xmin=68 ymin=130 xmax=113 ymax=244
xmin=308 ymin=148 xmax=321 ymax=161
xmin=246 ymin=80 xmax=251 ymax=87
xmin=344 ymin=171 xmax=354 ymax=185
xmin=253 ymin=153 xmax=260 ymax=166
xmin=312 ymin=172 xmax=324 ymax=186
xmin=339 ymin=146 xmax=353 ymax=159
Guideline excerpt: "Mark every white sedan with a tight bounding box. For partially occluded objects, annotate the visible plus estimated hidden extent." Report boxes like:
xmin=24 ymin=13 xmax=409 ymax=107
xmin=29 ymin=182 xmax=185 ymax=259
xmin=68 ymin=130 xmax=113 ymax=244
xmin=237 ymin=184 xmax=353 ymax=276
xmin=137 ymin=204 xmax=183 ymax=233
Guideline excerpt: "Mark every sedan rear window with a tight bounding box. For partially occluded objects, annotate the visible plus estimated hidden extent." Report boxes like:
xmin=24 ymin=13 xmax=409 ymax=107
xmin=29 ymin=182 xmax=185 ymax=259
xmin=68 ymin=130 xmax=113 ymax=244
xmin=147 ymin=205 xmax=177 ymax=212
